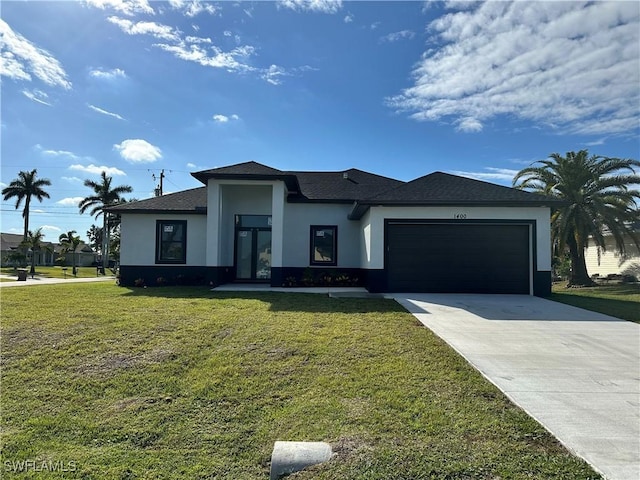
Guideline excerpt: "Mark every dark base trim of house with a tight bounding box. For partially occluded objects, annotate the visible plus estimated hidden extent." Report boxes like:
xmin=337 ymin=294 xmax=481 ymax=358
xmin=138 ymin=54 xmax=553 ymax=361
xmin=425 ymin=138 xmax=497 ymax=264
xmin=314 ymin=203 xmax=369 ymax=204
xmin=533 ymin=271 xmax=552 ymax=296
xmin=272 ymin=267 xmax=365 ymax=288
xmin=118 ymin=265 xmax=234 ymax=287
xmin=118 ymin=265 xmax=552 ymax=296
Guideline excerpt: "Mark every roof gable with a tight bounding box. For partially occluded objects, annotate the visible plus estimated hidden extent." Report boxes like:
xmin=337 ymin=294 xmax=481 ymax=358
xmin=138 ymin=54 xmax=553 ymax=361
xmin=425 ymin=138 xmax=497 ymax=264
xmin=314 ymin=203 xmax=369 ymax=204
xmin=194 ymin=161 xmax=285 ymax=177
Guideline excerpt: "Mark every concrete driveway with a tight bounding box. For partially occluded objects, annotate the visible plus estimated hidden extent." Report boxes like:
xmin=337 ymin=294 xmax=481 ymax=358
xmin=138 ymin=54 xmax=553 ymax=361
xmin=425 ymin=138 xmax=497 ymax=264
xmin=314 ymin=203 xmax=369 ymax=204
xmin=393 ymin=294 xmax=639 ymax=480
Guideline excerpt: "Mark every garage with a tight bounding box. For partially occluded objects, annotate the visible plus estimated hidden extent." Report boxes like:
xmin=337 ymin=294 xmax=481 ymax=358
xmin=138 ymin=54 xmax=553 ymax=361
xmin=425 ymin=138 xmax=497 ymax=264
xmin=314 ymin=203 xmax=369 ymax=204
xmin=386 ymin=222 xmax=531 ymax=294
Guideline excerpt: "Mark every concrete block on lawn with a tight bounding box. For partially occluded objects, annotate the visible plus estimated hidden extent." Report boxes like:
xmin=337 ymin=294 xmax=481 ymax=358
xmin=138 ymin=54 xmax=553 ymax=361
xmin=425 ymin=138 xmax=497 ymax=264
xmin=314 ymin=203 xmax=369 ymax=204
xmin=270 ymin=441 xmax=332 ymax=479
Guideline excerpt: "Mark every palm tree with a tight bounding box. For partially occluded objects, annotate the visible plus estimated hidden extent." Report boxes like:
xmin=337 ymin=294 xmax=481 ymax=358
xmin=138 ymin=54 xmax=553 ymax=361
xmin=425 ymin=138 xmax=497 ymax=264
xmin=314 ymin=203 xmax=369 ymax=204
xmin=78 ymin=172 xmax=132 ymax=274
xmin=59 ymin=230 xmax=81 ymax=276
xmin=2 ymin=169 xmax=51 ymax=242
xmin=513 ymin=150 xmax=640 ymax=286
xmin=21 ymin=228 xmax=48 ymax=275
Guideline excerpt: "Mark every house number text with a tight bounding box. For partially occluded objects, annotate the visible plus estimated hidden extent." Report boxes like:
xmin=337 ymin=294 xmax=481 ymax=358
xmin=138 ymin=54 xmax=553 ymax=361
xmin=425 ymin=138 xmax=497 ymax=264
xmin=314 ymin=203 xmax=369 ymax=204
xmin=454 ymin=213 xmax=467 ymax=219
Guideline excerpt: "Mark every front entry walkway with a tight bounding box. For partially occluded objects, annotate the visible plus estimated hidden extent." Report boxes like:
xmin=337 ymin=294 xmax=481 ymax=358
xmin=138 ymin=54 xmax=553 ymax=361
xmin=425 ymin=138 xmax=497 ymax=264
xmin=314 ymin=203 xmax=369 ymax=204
xmin=393 ymin=294 xmax=639 ymax=480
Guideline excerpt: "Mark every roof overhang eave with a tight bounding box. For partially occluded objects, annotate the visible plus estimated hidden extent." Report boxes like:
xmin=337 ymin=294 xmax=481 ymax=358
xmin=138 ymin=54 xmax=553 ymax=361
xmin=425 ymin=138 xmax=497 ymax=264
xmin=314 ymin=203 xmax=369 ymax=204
xmin=191 ymin=172 xmax=300 ymax=193
xmin=348 ymin=199 xmax=562 ymax=220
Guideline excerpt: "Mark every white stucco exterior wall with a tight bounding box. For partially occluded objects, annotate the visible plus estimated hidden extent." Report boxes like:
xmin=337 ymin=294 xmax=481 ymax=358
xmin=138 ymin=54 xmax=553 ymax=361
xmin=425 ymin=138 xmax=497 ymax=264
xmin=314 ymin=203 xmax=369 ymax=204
xmin=282 ymin=203 xmax=361 ymax=267
xmin=120 ymin=213 xmax=207 ymax=266
xmin=362 ymin=206 xmax=552 ymax=271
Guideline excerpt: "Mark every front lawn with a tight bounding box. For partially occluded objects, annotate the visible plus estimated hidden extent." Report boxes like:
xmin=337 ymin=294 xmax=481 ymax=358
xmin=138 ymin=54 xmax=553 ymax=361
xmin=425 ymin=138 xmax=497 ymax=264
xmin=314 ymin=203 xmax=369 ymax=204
xmin=1 ymin=266 xmax=108 ymax=280
xmin=1 ymin=284 xmax=600 ymax=479
xmin=551 ymin=283 xmax=640 ymax=323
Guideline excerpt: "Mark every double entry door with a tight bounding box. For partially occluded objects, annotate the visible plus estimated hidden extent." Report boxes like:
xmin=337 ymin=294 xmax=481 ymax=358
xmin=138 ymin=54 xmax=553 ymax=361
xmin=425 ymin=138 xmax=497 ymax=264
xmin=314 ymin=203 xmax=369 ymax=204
xmin=235 ymin=215 xmax=272 ymax=281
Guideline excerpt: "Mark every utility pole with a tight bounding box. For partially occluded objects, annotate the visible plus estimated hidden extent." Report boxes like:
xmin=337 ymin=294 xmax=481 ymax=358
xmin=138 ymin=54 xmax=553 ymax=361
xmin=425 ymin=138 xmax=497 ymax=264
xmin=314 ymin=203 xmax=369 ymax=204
xmin=153 ymin=169 xmax=165 ymax=196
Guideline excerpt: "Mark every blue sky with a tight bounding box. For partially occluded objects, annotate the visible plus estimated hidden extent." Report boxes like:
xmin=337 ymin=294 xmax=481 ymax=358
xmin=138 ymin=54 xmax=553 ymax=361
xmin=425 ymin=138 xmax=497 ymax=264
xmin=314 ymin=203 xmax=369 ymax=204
xmin=1 ymin=0 xmax=639 ymax=242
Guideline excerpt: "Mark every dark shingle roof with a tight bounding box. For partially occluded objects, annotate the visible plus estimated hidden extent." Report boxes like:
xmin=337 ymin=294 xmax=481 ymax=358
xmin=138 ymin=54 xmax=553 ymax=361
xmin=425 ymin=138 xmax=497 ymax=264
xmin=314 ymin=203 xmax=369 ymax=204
xmin=348 ymin=172 xmax=564 ymax=219
xmin=1 ymin=233 xmax=25 ymax=250
xmin=193 ymin=161 xmax=286 ymax=179
xmin=286 ymin=169 xmax=403 ymax=202
xmin=369 ymin=172 xmax=560 ymax=203
xmin=107 ymin=187 xmax=207 ymax=214
xmin=191 ymin=161 xmax=402 ymax=202
xmin=111 ymin=163 xmax=561 ymax=216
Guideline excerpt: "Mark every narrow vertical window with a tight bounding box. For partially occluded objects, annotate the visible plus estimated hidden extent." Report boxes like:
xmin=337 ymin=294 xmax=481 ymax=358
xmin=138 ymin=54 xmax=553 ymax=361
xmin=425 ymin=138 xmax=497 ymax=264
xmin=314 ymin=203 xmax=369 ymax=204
xmin=310 ymin=226 xmax=337 ymax=266
xmin=156 ymin=220 xmax=187 ymax=264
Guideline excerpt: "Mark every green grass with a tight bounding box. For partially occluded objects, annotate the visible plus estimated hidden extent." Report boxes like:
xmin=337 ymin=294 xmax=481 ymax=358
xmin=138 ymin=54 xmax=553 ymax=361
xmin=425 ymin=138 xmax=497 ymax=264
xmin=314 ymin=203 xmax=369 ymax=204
xmin=1 ymin=266 xmax=109 ymax=280
xmin=551 ymin=283 xmax=640 ymax=323
xmin=1 ymin=284 xmax=600 ymax=479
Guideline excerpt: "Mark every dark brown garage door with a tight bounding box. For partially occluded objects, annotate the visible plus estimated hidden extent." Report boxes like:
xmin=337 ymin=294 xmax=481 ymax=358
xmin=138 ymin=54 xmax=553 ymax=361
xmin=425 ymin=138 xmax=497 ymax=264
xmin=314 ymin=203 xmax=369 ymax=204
xmin=386 ymin=223 xmax=530 ymax=294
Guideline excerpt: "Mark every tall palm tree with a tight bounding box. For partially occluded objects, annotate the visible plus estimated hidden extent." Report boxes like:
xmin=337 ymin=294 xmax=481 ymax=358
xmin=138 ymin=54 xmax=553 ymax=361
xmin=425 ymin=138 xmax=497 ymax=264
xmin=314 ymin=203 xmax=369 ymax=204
xmin=2 ymin=169 xmax=51 ymax=242
xmin=78 ymin=172 xmax=132 ymax=274
xmin=513 ymin=150 xmax=640 ymax=286
xmin=59 ymin=230 xmax=81 ymax=276
xmin=21 ymin=228 xmax=48 ymax=275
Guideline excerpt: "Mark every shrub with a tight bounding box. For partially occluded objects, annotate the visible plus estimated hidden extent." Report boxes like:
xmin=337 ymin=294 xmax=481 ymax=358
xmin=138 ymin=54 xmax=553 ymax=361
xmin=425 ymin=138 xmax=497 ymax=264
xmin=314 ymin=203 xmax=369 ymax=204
xmin=134 ymin=278 xmax=145 ymax=288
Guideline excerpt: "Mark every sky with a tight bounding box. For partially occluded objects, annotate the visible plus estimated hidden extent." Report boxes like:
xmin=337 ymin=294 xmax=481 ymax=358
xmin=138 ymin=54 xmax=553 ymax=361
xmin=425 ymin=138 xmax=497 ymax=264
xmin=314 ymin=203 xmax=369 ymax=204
xmin=1 ymin=0 xmax=639 ymax=242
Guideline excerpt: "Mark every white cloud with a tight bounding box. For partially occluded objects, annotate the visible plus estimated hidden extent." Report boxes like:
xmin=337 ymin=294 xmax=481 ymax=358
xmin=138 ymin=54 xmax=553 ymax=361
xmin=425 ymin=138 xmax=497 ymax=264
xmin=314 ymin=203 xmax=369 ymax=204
xmin=41 ymin=225 xmax=62 ymax=235
xmin=457 ymin=117 xmax=483 ymax=133
xmin=56 ymin=197 xmax=84 ymax=207
xmin=107 ymin=16 xmax=181 ymax=42
xmin=85 ymin=0 xmax=154 ymax=16
xmin=186 ymin=162 xmax=196 ymax=168
xmin=39 ymin=147 xmax=79 ymax=160
xmin=168 ymin=0 xmax=218 ymax=17
xmin=584 ymin=138 xmax=606 ymax=147
xmin=154 ymin=43 xmax=255 ymax=72
xmin=69 ymin=164 xmax=126 ymax=176
xmin=0 ymin=19 xmax=71 ymax=89
xmin=388 ymin=1 xmax=640 ymax=135
xmin=61 ymin=176 xmax=82 ymax=183
xmin=213 ymin=114 xmax=240 ymax=123
xmin=89 ymin=68 xmax=127 ymax=80
xmin=344 ymin=13 xmax=353 ymax=23
xmin=223 ymin=30 xmax=232 ymax=37
xmin=114 ymin=139 xmax=162 ymax=163
xmin=450 ymin=167 xmax=520 ymax=183
xmin=278 ymin=0 xmax=342 ymax=14
xmin=88 ymin=104 xmax=125 ymax=120
xmin=261 ymin=64 xmax=288 ymax=85
xmin=185 ymin=35 xmax=211 ymax=44
xmin=380 ymin=30 xmax=415 ymax=43
xmin=21 ymin=89 xmax=51 ymax=106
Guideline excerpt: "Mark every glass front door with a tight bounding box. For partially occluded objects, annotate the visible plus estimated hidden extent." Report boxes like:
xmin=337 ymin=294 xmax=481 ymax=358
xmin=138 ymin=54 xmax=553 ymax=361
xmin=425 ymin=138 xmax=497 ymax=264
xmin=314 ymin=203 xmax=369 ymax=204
xmin=235 ymin=215 xmax=272 ymax=281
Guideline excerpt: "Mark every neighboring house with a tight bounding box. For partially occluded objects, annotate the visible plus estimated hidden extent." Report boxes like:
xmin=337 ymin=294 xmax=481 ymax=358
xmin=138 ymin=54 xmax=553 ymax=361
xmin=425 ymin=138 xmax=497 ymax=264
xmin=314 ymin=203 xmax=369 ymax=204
xmin=1 ymin=233 xmax=97 ymax=267
xmin=0 ymin=233 xmax=25 ymax=266
xmin=0 ymin=232 xmax=56 ymax=266
xmin=59 ymin=242 xmax=98 ymax=267
xmin=108 ymin=161 xmax=562 ymax=296
xmin=584 ymin=231 xmax=640 ymax=280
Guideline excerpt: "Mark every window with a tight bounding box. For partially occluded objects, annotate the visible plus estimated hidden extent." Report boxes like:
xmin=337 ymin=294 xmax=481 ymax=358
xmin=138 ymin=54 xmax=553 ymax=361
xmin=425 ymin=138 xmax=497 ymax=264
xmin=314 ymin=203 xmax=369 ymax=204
xmin=310 ymin=226 xmax=337 ymax=266
xmin=156 ymin=220 xmax=187 ymax=264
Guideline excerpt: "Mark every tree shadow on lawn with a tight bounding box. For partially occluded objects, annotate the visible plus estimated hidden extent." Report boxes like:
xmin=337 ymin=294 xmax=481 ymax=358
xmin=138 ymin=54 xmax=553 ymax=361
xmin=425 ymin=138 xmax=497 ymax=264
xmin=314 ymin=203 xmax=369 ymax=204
xmin=120 ymin=286 xmax=406 ymax=314
xmin=549 ymin=292 xmax=640 ymax=323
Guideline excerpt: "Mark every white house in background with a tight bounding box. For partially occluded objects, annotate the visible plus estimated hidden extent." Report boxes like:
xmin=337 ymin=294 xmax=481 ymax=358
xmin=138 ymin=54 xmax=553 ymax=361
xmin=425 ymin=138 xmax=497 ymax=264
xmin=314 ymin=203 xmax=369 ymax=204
xmin=584 ymin=231 xmax=640 ymax=280
xmin=108 ymin=161 xmax=561 ymax=296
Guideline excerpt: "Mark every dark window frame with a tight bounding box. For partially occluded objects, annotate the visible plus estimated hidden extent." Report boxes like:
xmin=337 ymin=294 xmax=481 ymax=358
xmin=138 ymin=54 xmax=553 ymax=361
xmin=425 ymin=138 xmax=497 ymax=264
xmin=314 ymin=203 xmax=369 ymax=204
xmin=309 ymin=225 xmax=337 ymax=266
xmin=155 ymin=220 xmax=187 ymax=264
